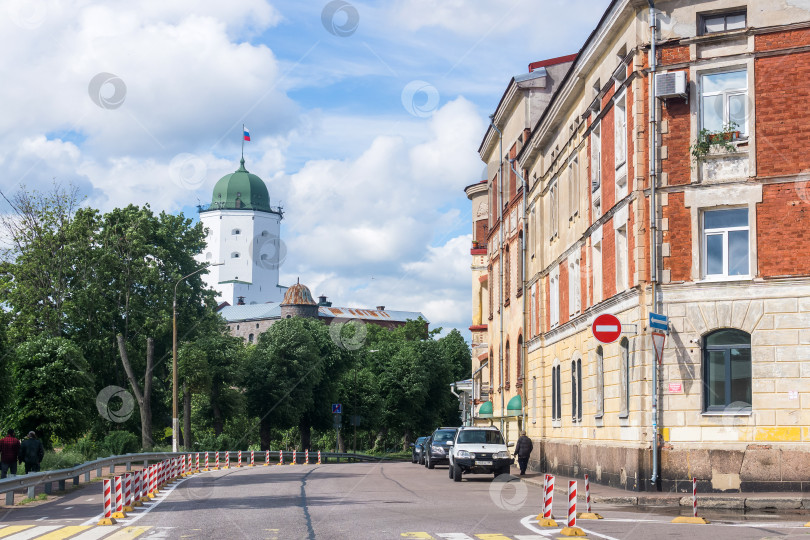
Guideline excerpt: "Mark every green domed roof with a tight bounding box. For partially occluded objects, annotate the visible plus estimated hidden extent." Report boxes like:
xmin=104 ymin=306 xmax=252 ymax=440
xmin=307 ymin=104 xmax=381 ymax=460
xmin=210 ymin=158 xmax=271 ymax=212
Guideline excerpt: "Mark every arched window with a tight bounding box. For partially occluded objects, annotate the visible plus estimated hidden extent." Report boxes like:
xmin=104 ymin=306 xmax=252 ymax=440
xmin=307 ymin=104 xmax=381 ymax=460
xmin=703 ymin=329 xmax=751 ymax=412
xmin=571 ymin=356 xmax=582 ymax=422
xmin=517 ymin=232 xmax=524 ymax=295
xmin=489 ymin=348 xmax=494 ymax=396
xmin=248 ymin=333 xmax=254 ymax=343
xmin=516 ymin=335 xmax=523 ymax=388
xmin=232 ymin=228 xmax=241 ymax=235
xmin=504 ymin=245 xmax=511 ymax=299
xmin=499 ymin=349 xmax=504 ymax=392
xmin=552 ymin=360 xmax=561 ymax=422
xmin=595 ymin=346 xmax=604 ymax=419
xmin=620 ymin=338 xmax=630 ymax=418
xmin=205 ymin=252 xmax=212 ymax=260
xmin=231 ymin=252 xmax=240 ymax=259
xmin=488 ymin=267 xmax=494 ymax=320
xmin=261 ymin=230 xmax=269 ymax=237
xmin=505 ymin=341 xmax=510 ymax=390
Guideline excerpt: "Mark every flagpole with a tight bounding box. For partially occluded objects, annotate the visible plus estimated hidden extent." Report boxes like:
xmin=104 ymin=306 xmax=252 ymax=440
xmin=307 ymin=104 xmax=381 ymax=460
xmin=241 ymin=124 xmax=245 ymax=160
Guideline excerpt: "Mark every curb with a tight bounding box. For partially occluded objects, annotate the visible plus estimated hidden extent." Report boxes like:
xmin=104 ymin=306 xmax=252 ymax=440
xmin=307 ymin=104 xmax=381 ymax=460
xmin=520 ymin=477 xmax=810 ymax=511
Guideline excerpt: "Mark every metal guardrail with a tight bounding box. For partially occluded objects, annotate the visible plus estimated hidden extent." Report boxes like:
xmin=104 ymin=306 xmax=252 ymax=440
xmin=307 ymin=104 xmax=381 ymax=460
xmin=0 ymin=451 xmax=406 ymax=505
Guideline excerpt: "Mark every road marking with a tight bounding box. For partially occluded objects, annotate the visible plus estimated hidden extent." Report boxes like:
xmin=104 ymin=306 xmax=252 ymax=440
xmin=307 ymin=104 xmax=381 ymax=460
xmin=70 ymin=527 xmax=122 ymax=540
xmin=35 ymin=518 xmax=47 ymax=522
xmin=519 ymin=515 xmax=622 ymax=540
xmin=1 ymin=526 xmax=60 ymax=539
xmin=437 ymin=535 xmax=474 ymax=539
xmin=103 ymin=526 xmax=152 ymax=539
xmin=64 ymin=507 xmax=73 ymax=510
xmin=476 ymin=535 xmax=514 ymax=540
xmin=0 ymin=527 xmax=34 ymax=538
xmin=35 ymin=526 xmax=92 ymax=539
xmin=81 ymin=473 xmax=192 ymax=527
xmin=402 ymin=534 xmax=435 ymax=539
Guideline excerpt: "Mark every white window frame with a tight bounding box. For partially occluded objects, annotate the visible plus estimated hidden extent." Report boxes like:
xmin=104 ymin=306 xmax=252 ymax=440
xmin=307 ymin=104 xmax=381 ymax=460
xmin=700 ymin=69 xmax=748 ymax=135
xmin=549 ymin=180 xmax=559 ymax=241
xmin=591 ymin=125 xmax=601 ymax=217
xmin=568 ymin=158 xmax=579 ymax=221
xmin=568 ymin=254 xmax=580 ymax=316
xmin=614 ymin=92 xmax=627 ymax=182
xmin=549 ymin=266 xmax=560 ymax=329
xmin=592 ymin=230 xmax=603 ymax=304
xmin=700 ymin=10 xmax=746 ymax=35
xmin=615 ymin=224 xmax=628 ymax=292
xmin=702 ymin=207 xmax=751 ymax=280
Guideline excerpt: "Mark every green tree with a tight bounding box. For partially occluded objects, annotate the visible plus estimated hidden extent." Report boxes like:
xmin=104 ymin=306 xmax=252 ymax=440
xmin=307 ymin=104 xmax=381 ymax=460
xmin=243 ymin=317 xmax=344 ymax=450
xmin=11 ymin=336 xmax=94 ymax=445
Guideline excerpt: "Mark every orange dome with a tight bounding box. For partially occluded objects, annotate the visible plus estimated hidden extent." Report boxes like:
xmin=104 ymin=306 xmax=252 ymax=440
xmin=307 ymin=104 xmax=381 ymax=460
xmin=281 ymin=281 xmax=316 ymax=305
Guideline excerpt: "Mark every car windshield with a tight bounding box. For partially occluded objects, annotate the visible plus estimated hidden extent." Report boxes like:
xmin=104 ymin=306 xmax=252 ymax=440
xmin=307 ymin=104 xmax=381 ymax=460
xmin=457 ymin=430 xmax=504 ymax=444
xmin=433 ymin=430 xmax=455 ymax=442
xmin=416 ymin=437 xmax=426 ymax=443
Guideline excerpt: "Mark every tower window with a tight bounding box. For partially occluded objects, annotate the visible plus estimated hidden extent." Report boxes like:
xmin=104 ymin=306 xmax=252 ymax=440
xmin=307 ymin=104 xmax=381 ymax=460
xmin=232 ymin=229 xmax=241 ymax=235
xmin=231 ymin=252 xmax=240 ymax=258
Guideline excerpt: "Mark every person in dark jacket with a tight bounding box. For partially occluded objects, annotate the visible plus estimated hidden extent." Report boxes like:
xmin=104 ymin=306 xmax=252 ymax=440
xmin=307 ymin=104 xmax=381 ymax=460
xmin=19 ymin=431 xmax=45 ymax=474
xmin=0 ymin=429 xmax=21 ymax=478
xmin=513 ymin=431 xmax=533 ymax=475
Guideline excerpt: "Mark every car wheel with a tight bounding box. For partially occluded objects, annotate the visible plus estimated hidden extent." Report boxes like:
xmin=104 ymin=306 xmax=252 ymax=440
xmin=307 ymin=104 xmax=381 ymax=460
xmin=427 ymin=456 xmax=435 ymax=469
xmin=453 ymin=463 xmax=462 ymax=482
xmin=448 ymin=462 xmax=454 ymax=479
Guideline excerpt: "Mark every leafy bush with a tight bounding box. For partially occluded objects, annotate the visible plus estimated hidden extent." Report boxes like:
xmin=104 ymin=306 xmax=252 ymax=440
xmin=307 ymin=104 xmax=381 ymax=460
xmin=101 ymin=431 xmax=139 ymax=456
xmin=67 ymin=436 xmax=100 ymax=461
xmin=41 ymin=450 xmax=85 ymax=471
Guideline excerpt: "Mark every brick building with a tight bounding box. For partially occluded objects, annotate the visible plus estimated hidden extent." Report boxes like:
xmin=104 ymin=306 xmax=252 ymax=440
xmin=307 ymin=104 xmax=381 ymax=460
xmin=221 ymin=281 xmax=427 ymax=343
xmin=467 ymin=0 xmax=810 ymax=492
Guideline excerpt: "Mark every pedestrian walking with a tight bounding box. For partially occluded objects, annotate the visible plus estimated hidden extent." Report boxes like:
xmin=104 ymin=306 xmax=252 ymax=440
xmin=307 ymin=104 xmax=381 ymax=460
xmin=19 ymin=431 xmax=45 ymax=474
xmin=0 ymin=429 xmax=21 ymax=479
xmin=513 ymin=430 xmax=533 ymax=476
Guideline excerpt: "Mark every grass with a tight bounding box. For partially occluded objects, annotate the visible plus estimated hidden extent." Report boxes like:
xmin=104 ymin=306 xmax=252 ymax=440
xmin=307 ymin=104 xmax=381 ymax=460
xmin=17 ymin=493 xmax=48 ymax=505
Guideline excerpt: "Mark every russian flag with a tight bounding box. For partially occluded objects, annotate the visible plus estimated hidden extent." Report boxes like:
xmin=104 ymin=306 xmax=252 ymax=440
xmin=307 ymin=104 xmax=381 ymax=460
xmin=243 ymin=127 xmax=250 ymax=141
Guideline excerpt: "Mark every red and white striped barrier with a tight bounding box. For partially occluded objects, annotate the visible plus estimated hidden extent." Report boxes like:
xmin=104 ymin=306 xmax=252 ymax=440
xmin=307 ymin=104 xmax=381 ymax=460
xmin=264 ymin=450 xmax=270 ymax=466
xmin=672 ymin=478 xmax=709 ymax=523
xmin=250 ymin=451 xmax=255 ymax=467
xmin=317 ymin=451 xmax=321 ymax=465
xmin=215 ymin=452 xmax=220 ymax=470
xmin=305 ymin=449 xmax=309 ymax=465
xmin=537 ymin=473 xmax=556 ymax=526
xmin=112 ymin=476 xmax=126 ymax=518
xmin=566 ymin=481 xmax=577 ymax=528
xmin=123 ymin=473 xmax=133 ymax=512
xmin=291 ymin=450 xmax=296 ymax=465
xmin=141 ymin=469 xmax=148 ymax=501
xmin=278 ymin=450 xmax=283 ymax=465
xmin=225 ymin=451 xmax=230 ymax=469
xmin=132 ymin=471 xmax=141 ymax=507
xmin=238 ymin=450 xmax=242 ymax=468
xmin=98 ymin=478 xmax=116 ymax=525
xmin=196 ymin=452 xmax=200 ymax=472
xmin=577 ymin=473 xmax=603 ymax=519
xmin=204 ymin=452 xmax=210 ymax=471
xmin=181 ymin=455 xmax=187 ymax=476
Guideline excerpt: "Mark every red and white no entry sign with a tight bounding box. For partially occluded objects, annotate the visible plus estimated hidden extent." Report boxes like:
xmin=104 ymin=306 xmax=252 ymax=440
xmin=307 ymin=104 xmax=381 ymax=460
xmin=592 ymin=313 xmax=622 ymax=343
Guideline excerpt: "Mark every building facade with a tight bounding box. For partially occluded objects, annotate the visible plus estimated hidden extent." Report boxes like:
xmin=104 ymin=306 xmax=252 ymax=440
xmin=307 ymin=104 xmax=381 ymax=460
xmin=467 ymin=0 xmax=810 ymax=492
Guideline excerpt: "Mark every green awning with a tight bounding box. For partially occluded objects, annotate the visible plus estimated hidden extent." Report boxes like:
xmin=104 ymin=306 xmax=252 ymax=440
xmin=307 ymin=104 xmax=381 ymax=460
xmin=506 ymin=395 xmax=522 ymax=416
xmin=478 ymin=401 xmax=493 ymax=418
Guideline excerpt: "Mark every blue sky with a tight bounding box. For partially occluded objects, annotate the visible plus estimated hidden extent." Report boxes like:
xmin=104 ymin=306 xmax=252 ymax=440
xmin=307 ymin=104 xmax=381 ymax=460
xmin=0 ymin=0 xmax=607 ymax=341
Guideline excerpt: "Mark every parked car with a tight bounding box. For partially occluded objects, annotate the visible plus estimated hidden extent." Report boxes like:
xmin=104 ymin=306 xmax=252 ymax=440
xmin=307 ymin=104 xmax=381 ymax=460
xmin=424 ymin=427 xmax=458 ymax=469
xmin=448 ymin=426 xmax=514 ymax=481
xmin=410 ymin=436 xmax=427 ymax=463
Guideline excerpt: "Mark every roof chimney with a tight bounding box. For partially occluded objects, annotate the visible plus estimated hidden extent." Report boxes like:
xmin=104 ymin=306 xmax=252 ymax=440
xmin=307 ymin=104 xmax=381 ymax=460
xmin=376 ymin=306 xmax=385 ymax=311
xmin=318 ymin=294 xmax=332 ymax=307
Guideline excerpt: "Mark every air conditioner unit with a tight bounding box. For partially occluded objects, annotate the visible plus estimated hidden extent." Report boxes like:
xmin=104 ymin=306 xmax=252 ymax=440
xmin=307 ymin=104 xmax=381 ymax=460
xmin=655 ymin=71 xmax=687 ymax=99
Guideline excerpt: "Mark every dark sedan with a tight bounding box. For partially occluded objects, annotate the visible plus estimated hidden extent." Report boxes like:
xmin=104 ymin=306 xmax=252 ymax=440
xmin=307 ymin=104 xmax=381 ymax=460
xmin=410 ymin=436 xmax=427 ymax=464
xmin=424 ymin=427 xmax=458 ymax=469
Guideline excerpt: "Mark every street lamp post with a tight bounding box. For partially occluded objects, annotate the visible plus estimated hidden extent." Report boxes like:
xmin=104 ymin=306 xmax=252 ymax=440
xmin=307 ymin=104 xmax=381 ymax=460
xmin=172 ymin=262 xmax=223 ymax=453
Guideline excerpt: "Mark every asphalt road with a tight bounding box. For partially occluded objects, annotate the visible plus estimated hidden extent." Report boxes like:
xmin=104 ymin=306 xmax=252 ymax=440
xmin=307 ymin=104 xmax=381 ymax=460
xmin=1 ymin=462 xmax=808 ymax=539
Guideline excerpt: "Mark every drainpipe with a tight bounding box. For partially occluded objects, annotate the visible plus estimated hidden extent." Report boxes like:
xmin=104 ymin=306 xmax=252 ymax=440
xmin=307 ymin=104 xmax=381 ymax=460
xmin=489 ymin=115 xmax=505 ymax=435
xmin=648 ymin=0 xmax=660 ymax=486
xmin=509 ymin=158 xmax=529 ymax=431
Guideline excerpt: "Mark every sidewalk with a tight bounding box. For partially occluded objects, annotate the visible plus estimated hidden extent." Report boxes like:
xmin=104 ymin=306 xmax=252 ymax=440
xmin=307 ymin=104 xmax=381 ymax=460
xmin=517 ymin=471 xmax=810 ymax=512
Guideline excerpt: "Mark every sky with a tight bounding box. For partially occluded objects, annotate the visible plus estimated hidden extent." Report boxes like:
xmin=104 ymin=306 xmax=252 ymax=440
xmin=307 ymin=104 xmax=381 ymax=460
xmin=1 ymin=0 xmax=607 ymax=342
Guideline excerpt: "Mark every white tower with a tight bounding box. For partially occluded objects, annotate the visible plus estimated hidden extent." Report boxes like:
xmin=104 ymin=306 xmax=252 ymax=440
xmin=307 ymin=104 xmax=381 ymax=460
xmin=196 ymin=157 xmax=287 ymax=305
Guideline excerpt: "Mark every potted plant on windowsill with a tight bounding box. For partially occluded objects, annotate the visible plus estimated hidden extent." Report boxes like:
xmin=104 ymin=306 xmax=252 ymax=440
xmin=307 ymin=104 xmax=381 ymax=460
xmin=690 ymin=122 xmax=741 ymax=164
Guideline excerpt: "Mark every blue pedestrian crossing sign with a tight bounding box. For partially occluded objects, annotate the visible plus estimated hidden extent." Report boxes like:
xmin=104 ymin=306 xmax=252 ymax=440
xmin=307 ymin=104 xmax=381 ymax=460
xmin=332 ymin=403 xmax=342 ymax=414
xmin=649 ymin=312 xmax=669 ymax=333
